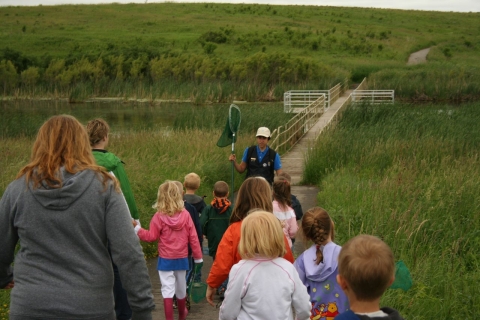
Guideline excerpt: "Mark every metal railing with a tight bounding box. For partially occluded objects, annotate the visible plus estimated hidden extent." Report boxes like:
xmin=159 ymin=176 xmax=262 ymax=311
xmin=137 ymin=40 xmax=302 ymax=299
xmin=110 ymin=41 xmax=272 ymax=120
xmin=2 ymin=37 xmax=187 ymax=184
xmin=351 ymin=90 xmax=394 ymax=104
xmin=283 ymin=81 xmax=348 ymax=112
xmin=270 ymin=94 xmax=326 ymax=154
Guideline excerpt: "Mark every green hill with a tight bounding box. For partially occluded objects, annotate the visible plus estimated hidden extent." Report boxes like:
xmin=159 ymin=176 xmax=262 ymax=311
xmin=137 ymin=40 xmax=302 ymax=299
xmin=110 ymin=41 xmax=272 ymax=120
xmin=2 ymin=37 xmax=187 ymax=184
xmin=1 ymin=3 xmax=479 ymax=101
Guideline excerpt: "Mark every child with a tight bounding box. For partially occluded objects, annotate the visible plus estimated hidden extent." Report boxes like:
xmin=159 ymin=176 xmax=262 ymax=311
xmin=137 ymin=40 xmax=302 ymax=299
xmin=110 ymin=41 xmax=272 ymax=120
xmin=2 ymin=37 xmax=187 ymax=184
xmin=206 ymin=177 xmax=295 ymax=307
xmin=278 ymin=171 xmax=304 ymax=221
xmin=86 ymin=118 xmax=141 ymax=320
xmin=200 ymin=181 xmax=232 ymax=297
xmin=134 ymin=180 xmax=203 ymax=320
xmin=219 ymin=211 xmax=311 ymax=320
xmin=294 ymin=207 xmax=349 ymax=319
xmin=335 ymin=235 xmax=405 ymax=320
xmin=272 ymin=176 xmax=298 ymax=248
xmin=183 ymin=172 xmax=207 ymax=214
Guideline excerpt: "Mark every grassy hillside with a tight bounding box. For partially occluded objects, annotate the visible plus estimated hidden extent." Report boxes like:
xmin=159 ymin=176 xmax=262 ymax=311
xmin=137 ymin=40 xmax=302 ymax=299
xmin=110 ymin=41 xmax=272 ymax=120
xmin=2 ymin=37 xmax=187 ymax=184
xmin=0 ymin=3 xmax=479 ymax=101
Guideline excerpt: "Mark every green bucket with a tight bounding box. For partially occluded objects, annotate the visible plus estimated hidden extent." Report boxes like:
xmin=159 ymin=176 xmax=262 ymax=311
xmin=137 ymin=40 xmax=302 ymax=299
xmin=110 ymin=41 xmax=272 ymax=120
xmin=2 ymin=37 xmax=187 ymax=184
xmin=190 ymin=281 xmax=208 ymax=303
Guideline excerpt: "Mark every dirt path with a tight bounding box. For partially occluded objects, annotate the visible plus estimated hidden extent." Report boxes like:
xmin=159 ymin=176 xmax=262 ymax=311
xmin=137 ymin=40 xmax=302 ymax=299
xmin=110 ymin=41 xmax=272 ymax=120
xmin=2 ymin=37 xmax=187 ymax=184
xmin=407 ymin=48 xmax=430 ymax=65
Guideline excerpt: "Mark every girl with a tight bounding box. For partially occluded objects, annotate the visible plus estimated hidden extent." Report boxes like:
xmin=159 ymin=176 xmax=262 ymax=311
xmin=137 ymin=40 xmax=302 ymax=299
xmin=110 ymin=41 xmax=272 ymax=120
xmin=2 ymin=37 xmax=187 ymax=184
xmin=134 ymin=180 xmax=203 ymax=320
xmin=219 ymin=211 xmax=311 ymax=320
xmin=205 ymin=177 xmax=295 ymax=306
xmin=272 ymin=176 xmax=298 ymax=247
xmin=293 ymin=207 xmax=349 ymax=319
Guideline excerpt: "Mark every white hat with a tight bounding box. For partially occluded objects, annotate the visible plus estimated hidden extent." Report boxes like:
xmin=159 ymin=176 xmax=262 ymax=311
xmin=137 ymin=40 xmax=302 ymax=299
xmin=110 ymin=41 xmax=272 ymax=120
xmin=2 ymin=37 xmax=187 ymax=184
xmin=256 ymin=127 xmax=271 ymax=138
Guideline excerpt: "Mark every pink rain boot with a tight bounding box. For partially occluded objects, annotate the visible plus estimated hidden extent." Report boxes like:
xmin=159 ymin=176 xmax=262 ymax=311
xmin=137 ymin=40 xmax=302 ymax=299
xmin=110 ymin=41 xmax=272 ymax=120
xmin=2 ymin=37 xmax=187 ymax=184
xmin=177 ymin=297 xmax=189 ymax=320
xmin=163 ymin=298 xmax=174 ymax=320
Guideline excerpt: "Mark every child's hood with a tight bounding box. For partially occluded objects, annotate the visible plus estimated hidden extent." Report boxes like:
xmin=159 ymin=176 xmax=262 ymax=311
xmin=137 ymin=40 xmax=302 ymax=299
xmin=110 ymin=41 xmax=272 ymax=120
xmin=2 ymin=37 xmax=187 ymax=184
xmin=303 ymin=242 xmax=342 ymax=282
xmin=158 ymin=208 xmax=190 ymax=230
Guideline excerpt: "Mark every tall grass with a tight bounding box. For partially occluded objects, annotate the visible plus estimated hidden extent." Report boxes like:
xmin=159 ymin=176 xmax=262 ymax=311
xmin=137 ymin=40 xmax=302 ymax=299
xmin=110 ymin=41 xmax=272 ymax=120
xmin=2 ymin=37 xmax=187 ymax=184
xmin=304 ymin=103 xmax=480 ymax=319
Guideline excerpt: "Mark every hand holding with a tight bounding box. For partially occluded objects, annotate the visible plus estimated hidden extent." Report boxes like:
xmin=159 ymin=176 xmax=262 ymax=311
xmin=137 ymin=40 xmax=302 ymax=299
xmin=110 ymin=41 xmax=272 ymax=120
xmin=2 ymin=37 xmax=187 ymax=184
xmin=194 ymin=262 xmax=203 ymax=274
xmin=206 ymin=285 xmax=216 ymax=307
xmin=228 ymin=154 xmax=236 ymax=162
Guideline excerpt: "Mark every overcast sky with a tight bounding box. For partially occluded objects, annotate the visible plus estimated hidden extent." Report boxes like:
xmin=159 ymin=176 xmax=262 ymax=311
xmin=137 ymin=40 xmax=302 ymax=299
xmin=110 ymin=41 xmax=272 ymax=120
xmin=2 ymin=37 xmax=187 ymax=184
xmin=0 ymin=0 xmax=479 ymax=12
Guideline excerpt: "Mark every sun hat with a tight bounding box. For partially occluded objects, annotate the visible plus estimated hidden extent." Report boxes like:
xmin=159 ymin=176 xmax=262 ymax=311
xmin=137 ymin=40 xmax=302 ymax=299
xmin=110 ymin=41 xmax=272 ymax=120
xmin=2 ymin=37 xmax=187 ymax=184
xmin=256 ymin=127 xmax=271 ymax=138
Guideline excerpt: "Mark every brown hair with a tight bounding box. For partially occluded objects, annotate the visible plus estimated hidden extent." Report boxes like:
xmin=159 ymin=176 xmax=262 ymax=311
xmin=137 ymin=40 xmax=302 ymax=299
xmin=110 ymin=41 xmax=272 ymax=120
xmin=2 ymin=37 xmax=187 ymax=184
xmin=17 ymin=115 xmax=117 ymax=190
xmin=214 ymin=181 xmax=229 ymax=198
xmin=230 ymin=177 xmax=273 ymax=224
xmin=272 ymin=176 xmax=292 ymax=211
xmin=153 ymin=180 xmax=185 ymax=216
xmin=338 ymin=235 xmax=395 ymax=301
xmin=184 ymin=172 xmax=201 ymax=191
xmin=86 ymin=118 xmax=109 ymax=147
xmin=239 ymin=210 xmax=286 ymax=259
xmin=277 ymin=171 xmax=292 ymax=183
xmin=300 ymin=207 xmax=334 ymax=264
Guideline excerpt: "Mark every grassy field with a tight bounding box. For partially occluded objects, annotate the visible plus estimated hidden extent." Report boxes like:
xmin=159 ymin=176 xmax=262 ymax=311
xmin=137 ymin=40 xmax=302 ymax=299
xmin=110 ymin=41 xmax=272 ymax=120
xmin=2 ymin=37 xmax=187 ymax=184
xmin=0 ymin=3 xmax=479 ymax=101
xmin=304 ymin=102 xmax=480 ymax=319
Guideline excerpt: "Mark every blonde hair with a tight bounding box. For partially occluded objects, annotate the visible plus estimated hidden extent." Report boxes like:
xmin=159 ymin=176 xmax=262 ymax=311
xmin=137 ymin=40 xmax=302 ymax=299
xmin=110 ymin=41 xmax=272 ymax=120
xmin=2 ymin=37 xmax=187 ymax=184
xmin=300 ymin=207 xmax=334 ymax=265
xmin=184 ymin=172 xmax=201 ymax=191
xmin=153 ymin=180 xmax=185 ymax=216
xmin=214 ymin=181 xmax=229 ymax=198
xmin=86 ymin=118 xmax=109 ymax=147
xmin=239 ymin=210 xmax=286 ymax=259
xmin=17 ymin=115 xmax=117 ymax=191
xmin=338 ymin=235 xmax=395 ymax=301
xmin=272 ymin=175 xmax=291 ymax=211
xmin=230 ymin=177 xmax=273 ymax=224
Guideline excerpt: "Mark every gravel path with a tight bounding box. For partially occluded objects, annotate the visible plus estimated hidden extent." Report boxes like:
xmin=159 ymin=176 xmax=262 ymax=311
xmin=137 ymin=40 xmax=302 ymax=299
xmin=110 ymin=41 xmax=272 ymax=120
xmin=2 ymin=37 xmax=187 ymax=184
xmin=407 ymin=48 xmax=430 ymax=65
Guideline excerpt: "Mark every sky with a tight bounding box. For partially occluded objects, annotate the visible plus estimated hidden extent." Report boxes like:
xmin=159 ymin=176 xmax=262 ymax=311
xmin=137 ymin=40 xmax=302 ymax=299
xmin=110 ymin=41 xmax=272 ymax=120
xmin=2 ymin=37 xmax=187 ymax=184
xmin=0 ymin=0 xmax=479 ymax=12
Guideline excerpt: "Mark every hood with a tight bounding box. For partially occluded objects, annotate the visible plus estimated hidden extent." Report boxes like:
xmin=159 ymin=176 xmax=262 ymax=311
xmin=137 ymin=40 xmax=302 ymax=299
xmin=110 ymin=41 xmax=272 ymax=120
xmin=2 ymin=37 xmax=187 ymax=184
xmin=92 ymin=149 xmax=122 ymax=172
xmin=159 ymin=208 xmax=190 ymax=231
xmin=303 ymin=242 xmax=342 ymax=282
xmin=29 ymin=168 xmax=96 ymax=211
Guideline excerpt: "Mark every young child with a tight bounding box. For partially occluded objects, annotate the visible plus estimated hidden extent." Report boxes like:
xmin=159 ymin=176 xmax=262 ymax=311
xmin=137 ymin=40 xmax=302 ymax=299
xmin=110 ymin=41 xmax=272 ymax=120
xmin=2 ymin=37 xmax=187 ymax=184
xmin=86 ymin=118 xmax=141 ymax=320
xmin=200 ymin=181 xmax=232 ymax=297
xmin=219 ymin=210 xmax=311 ymax=320
xmin=294 ymin=207 xmax=349 ymax=319
xmin=183 ymin=172 xmax=207 ymax=214
xmin=206 ymin=177 xmax=295 ymax=307
xmin=272 ymin=176 xmax=298 ymax=248
xmin=278 ymin=171 xmax=304 ymax=221
xmin=134 ymin=180 xmax=203 ymax=320
xmin=335 ymin=235 xmax=405 ymax=320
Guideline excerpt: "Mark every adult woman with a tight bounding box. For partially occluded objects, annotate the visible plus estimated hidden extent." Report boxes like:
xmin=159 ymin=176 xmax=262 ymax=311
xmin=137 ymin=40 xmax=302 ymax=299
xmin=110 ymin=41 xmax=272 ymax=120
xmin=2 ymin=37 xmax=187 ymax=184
xmin=0 ymin=115 xmax=154 ymax=320
xmin=206 ymin=176 xmax=294 ymax=306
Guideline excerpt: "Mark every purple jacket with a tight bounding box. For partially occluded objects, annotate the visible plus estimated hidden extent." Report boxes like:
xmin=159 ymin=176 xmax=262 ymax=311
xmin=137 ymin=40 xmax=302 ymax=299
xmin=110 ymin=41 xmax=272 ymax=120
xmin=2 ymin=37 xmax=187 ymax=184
xmin=294 ymin=242 xmax=349 ymax=319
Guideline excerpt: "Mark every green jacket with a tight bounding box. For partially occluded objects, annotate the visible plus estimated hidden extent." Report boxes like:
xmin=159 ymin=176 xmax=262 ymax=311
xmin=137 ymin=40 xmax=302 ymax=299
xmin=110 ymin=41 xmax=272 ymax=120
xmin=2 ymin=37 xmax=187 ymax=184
xmin=92 ymin=149 xmax=139 ymax=220
xmin=200 ymin=204 xmax=232 ymax=258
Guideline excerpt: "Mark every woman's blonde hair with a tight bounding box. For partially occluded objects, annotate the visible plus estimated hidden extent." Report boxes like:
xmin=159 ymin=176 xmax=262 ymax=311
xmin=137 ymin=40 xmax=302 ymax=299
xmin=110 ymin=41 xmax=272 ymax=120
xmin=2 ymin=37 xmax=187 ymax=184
xmin=17 ymin=115 xmax=117 ymax=190
xmin=153 ymin=180 xmax=185 ymax=216
xmin=300 ymin=207 xmax=334 ymax=265
xmin=86 ymin=118 xmax=109 ymax=147
xmin=230 ymin=177 xmax=273 ymax=224
xmin=239 ymin=210 xmax=286 ymax=259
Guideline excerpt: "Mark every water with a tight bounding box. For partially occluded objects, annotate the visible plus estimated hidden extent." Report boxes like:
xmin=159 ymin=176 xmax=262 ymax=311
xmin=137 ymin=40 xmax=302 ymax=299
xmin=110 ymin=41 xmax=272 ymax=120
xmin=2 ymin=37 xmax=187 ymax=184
xmin=0 ymin=100 xmax=191 ymax=138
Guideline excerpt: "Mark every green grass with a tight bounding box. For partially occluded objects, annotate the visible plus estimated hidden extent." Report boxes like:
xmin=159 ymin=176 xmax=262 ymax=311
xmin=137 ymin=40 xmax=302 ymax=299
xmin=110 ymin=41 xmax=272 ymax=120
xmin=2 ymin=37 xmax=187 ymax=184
xmin=304 ymin=102 xmax=480 ymax=319
xmin=0 ymin=3 xmax=479 ymax=101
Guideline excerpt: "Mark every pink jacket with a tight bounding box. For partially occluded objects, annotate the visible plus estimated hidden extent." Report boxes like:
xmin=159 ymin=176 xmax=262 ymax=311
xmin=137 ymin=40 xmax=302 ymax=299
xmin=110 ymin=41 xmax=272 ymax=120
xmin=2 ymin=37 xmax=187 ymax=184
xmin=273 ymin=200 xmax=298 ymax=248
xmin=137 ymin=208 xmax=202 ymax=260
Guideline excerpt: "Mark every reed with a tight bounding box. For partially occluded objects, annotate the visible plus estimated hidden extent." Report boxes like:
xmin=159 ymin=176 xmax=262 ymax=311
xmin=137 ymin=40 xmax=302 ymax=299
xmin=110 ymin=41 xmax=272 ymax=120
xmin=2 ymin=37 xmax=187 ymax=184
xmin=304 ymin=102 xmax=480 ymax=318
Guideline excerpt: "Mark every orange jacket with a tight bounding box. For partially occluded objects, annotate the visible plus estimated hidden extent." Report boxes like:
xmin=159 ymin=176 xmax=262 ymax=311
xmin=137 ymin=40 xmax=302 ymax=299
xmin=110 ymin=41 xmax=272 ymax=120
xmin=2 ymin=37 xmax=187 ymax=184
xmin=206 ymin=220 xmax=295 ymax=288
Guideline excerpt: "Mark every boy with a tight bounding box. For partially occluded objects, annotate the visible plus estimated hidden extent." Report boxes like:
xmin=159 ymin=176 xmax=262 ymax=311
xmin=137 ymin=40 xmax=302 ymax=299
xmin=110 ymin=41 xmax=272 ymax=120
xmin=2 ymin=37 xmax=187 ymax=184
xmin=183 ymin=172 xmax=207 ymax=215
xmin=335 ymin=235 xmax=405 ymax=320
xmin=199 ymin=181 xmax=232 ymax=298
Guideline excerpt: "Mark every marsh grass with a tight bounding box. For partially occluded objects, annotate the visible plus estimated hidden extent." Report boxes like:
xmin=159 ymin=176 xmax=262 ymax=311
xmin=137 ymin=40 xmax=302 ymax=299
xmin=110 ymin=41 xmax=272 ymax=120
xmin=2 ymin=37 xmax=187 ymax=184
xmin=304 ymin=103 xmax=480 ymax=319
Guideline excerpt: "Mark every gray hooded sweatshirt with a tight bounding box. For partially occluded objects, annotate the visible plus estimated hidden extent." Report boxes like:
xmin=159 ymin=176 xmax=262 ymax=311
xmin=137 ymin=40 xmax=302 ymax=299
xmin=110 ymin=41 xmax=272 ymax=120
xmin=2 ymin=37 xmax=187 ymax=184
xmin=0 ymin=168 xmax=154 ymax=320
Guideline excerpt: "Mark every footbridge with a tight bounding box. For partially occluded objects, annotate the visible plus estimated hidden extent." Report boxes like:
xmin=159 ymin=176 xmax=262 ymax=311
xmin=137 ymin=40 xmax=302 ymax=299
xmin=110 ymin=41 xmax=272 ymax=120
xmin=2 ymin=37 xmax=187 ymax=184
xmin=270 ymin=78 xmax=394 ymax=185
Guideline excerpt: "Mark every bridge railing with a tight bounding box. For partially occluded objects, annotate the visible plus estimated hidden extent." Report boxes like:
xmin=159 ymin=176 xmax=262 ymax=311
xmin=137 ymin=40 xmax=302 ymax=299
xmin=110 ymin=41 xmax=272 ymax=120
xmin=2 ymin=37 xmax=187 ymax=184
xmin=352 ymin=90 xmax=395 ymax=104
xmin=284 ymin=79 xmax=351 ymax=112
xmin=270 ymin=94 xmax=326 ymax=154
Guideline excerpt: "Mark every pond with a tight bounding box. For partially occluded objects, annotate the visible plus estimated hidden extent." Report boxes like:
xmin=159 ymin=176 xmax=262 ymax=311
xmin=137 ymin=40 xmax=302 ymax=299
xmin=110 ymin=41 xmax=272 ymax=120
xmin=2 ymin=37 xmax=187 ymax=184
xmin=0 ymin=100 xmax=192 ymax=138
